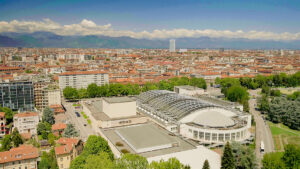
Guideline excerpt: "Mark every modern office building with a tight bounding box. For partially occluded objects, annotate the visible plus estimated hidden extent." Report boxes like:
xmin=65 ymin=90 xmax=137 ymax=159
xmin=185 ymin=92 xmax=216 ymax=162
xmin=137 ymin=90 xmax=251 ymax=144
xmin=58 ymin=70 xmax=109 ymax=90
xmin=169 ymin=39 xmax=176 ymax=52
xmin=0 ymin=81 xmax=34 ymax=111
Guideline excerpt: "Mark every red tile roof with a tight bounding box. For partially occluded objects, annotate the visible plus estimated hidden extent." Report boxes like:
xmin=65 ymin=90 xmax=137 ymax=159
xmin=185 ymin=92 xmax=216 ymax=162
xmin=14 ymin=112 xmax=38 ymax=118
xmin=59 ymin=70 xmax=107 ymax=76
xmin=0 ymin=145 xmax=38 ymax=164
xmin=52 ymin=123 xmax=67 ymax=131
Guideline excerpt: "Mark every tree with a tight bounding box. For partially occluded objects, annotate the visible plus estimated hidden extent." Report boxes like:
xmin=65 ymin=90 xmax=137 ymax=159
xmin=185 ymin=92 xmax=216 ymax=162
xmin=11 ymin=128 xmax=23 ymax=147
xmin=282 ymin=144 xmax=300 ymax=169
xmin=43 ymin=107 xmax=55 ymax=125
xmin=63 ymin=123 xmax=79 ymax=138
xmin=83 ymin=152 xmax=114 ymax=169
xmin=149 ymin=158 xmax=187 ymax=169
xmin=63 ymin=86 xmax=79 ymax=100
xmin=39 ymin=148 xmax=58 ymax=169
xmin=70 ymin=153 xmax=87 ymax=169
xmin=83 ymin=135 xmax=114 ymax=160
xmin=262 ymin=152 xmax=285 ymax=169
xmin=261 ymin=84 xmax=270 ymax=95
xmin=231 ymin=142 xmax=258 ymax=169
xmin=258 ymin=94 xmax=269 ymax=113
xmin=0 ymin=134 xmax=12 ymax=151
xmin=226 ymin=85 xmax=249 ymax=103
xmin=87 ymin=83 xmax=99 ymax=98
xmin=242 ymin=99 xmax=250 ymax=112
xmin=115 ymin=154 xmax=148 ymax=169
xmin=78 ymin=88 xmax=88 ymax=99
xmin=37 ymin=122 xmax=52 ymax=135
xmin=221 ymin=142 xmax=235 ymax=169
xmin=0 ymin=106 xmax=15 ymax=124
xmin=202 ymin=160 xmax=210 ymax=169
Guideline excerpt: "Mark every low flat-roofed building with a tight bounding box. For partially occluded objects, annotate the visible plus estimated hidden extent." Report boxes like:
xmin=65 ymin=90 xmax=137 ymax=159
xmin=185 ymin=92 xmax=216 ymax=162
xmin=82 ymin=97 xmax=148 ymax=129
xmin=174 ymin=85 xmax=205 ymax=96
xmin=148 ymin=145 xmax=220 ymax=169
xmin=115 ymin=124 xmax=178 ymax=153
xmin=0 ymin=145 xmax=39 ymax=169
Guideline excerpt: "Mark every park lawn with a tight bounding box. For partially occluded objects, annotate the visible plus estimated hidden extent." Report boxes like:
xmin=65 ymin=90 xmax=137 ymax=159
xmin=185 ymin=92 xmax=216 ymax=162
xmin=268 ymin=122 xmax=300 ymax=151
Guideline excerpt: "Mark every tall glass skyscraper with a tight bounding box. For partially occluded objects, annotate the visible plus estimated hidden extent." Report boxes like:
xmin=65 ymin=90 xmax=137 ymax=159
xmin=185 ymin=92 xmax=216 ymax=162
xmin=169 ymin=39 xmax=176 ymax=52
xmin=0 ymin=81 xmax=34 ymax=111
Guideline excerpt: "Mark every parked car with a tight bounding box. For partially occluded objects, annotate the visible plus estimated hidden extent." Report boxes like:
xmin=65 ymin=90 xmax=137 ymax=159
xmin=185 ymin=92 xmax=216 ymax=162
xmin=75 ymin=112 xmax=80 ymax=117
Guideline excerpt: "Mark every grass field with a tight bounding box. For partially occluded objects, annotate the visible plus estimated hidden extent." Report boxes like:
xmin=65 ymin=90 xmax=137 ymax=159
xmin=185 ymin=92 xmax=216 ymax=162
xmin=268 ymin=122 xmax=300 ymax=151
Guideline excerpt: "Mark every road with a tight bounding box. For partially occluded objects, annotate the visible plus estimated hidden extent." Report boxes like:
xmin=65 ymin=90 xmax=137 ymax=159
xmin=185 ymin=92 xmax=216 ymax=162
xmin=248 ymin=89 xmax=274 ymax=160
xmin=62 ymin=101 xmax=96 ymax=141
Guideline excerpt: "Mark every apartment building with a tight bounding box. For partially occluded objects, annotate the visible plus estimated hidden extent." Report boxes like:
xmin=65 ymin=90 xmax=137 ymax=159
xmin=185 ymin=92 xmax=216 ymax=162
xmin=13 ymin=112 xmax=39 ymax=135
xmin=0 ymin=112 xmax=5 ymax=137
xmin=0 ymin=145 xmax=38 ymax=169
xmin=0 ymin=81 xmax=34 ymax=111
xmin=55 ymin=138 xmax=83 ymax=169
xmin=34 ymin=82 xmax=61 ymax=110
xmin=58 ymin=71 xmax=109 ymax=90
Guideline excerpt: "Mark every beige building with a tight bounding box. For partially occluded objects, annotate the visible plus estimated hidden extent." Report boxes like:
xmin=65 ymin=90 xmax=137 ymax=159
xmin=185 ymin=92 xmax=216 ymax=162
xmin=0 ymin=112 xmax=5 ymax=137
xmin=82 ymin=97 xmax=148 ymax=129
xmin=0 ymin=145 xmax=38 ymax=169
xmin=34 ymin=82 xmax=61 ymax=111
xmin=58 ymin=70 xmax=109 ymax=90
xmin=13 ymin=112 xmax=39 ymax=135
xmin=55 ymin=138 xmax=83 ymax=169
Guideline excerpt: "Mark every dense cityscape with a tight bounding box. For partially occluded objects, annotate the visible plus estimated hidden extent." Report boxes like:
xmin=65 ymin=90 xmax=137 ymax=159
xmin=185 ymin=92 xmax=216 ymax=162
xmin=0 ymin=0 xmax=300 ymax=169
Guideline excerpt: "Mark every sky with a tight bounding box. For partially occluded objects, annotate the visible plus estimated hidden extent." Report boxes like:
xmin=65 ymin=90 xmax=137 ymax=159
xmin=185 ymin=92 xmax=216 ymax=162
xmin=0 ymin=0 xmax=300 ymax=40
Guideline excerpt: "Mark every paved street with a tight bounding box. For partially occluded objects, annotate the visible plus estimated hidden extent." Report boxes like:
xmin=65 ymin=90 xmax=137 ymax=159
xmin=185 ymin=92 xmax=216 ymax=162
xmin=248 ymin=90 xmax=274 ymax=160
xmin=62 ymin=101 xmax=96 ymax=141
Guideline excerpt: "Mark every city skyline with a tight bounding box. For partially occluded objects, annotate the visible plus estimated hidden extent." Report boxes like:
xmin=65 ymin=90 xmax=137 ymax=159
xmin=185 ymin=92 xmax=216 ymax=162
xmin=0 ymin=0 xmax=300 ymax=41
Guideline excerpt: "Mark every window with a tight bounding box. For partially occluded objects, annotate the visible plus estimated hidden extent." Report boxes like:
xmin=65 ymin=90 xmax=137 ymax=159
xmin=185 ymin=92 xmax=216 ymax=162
xmin=205 ymin=133 xmax=211 ymax=141
xmin=212 ymin=133 xmax=217 ymax=141
xmin=61 ymin=164 xmax=63 ymax=168
xmin=60 ymin=157 xmax=63 ymax=161
xmin=188 ymin=129 xmax=192 ymax=133
xmin=218 ymin=134 xmax=224 ymax=141
xmin=225 ymin=133 xmax=230 ymax=141
xmin=236 ymin=132 xmax=240 ymax=140
xmin=231 ymin=133 xmax=236 ymax=141
xmin=193 ymin=130 xmax=198 ymax=139
xmin=199 ymin=132 xmax=204 ymax=139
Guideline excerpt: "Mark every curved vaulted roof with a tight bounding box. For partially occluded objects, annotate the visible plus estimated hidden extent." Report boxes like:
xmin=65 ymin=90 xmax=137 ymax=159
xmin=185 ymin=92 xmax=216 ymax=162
xmin=137 ymin=90 xmax=218 ymax=121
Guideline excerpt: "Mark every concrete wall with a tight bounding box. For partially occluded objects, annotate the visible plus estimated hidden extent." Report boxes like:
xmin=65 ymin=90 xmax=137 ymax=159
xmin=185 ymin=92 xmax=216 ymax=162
xmin=102 ymin=100 xmax=136 ymax=118
xmin=48 ymin=90 xmax=61 ymax=106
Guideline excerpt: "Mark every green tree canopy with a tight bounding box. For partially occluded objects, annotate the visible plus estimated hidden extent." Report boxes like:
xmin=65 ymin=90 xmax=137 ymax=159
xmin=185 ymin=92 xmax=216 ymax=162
xmin=83 ymin=152 xmax=115 ymax=169
xmin=0 ymin=134 xmax=12 ymax=151
xmin=43 ymin=107 xmax=55 ymax=125
xmin=83 ymin=135 xmax=114 ymax=160
xmin=63 ymin=86 xmax=79 ymax=100
xmin=202 ymin=160 xmax=210 ymax=169
xmin=221 ymin=142 xmax=235 ymax=169
xmin=115 ymin=153 xmax=148 ymax=169
xmin=63 ymin=123 xmax=79 ymax=138
xmin=262 ymin=152 xmax=285 ymax=169
xmin=11 ymin=128 xmax=23 ymax=147
xmin=38 ymin=148 xmax=58 ymax=169
xmin=0 ymin=106 xmax=15 ymax=124
xmin=282 ymin=144 xmax=300 ymax=169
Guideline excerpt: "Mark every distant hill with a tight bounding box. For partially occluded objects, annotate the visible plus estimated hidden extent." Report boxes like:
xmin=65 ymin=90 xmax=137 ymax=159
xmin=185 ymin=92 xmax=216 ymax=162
xmin=0 ymin=31 xmax=299 ymax=49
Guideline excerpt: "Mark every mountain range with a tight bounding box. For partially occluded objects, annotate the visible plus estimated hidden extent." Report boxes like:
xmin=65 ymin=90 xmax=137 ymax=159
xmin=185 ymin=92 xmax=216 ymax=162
xmin=0 ymin=32 xmax=299 ymax=49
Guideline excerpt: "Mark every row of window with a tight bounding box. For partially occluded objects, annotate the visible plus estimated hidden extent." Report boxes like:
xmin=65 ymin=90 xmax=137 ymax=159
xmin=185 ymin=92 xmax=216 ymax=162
xmin=188 ymin=129 xmax=246 ymax=142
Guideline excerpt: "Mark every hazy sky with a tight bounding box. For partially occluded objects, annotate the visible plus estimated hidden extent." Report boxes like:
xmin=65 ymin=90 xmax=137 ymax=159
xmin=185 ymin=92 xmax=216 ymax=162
xmin=0 ymin=0 xmax=300 ymax=40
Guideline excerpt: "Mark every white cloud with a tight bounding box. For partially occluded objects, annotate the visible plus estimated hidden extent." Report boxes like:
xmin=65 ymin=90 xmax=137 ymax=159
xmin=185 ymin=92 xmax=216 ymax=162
xmin=0 ymin=19 xmax=299 ymax=41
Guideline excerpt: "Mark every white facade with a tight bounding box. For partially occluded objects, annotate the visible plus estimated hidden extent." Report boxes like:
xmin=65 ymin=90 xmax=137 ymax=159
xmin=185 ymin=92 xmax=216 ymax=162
xmin=48 ymin=90 xmax=61 ymax=106
xmin=169 ymin=39 xmax=176 ymax=52
xmin=13 ymin=112 xmax=39 ymax=135
xmin=102 ymin=98 xmax=137 ymax=118
xmin=59 ymin=71 xmax=109 ymax=89
xmin=174 ymin=86 xmax=205 ymax=96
